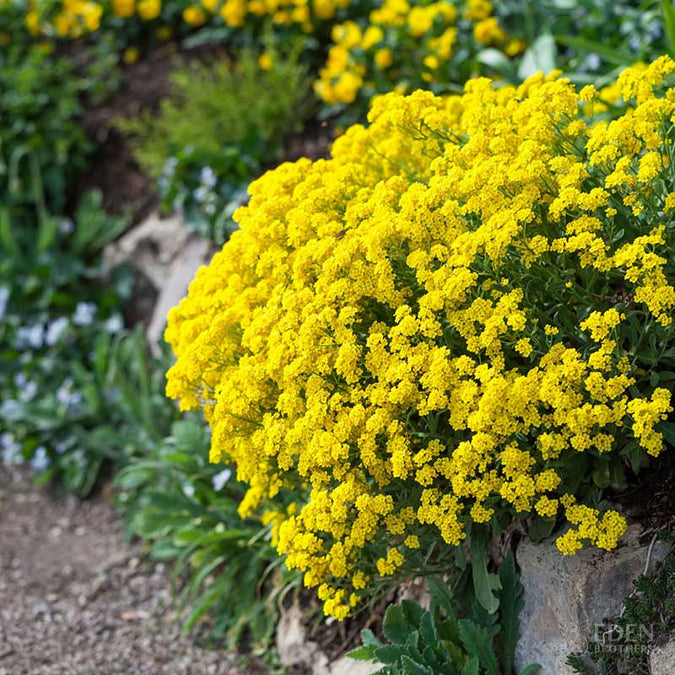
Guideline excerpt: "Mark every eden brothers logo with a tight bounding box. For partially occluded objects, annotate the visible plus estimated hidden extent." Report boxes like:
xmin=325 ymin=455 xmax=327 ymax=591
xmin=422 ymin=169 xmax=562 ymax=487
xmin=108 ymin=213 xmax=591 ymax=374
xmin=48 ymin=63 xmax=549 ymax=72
xmin=590 ymin=622 xmax=655 ymax=656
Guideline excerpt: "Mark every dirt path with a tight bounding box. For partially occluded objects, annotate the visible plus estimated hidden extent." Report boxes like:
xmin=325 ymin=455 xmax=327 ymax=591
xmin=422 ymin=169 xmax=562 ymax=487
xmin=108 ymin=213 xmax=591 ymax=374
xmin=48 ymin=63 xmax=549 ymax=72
xmin=0 ymin=467 xmax=253 ymax=675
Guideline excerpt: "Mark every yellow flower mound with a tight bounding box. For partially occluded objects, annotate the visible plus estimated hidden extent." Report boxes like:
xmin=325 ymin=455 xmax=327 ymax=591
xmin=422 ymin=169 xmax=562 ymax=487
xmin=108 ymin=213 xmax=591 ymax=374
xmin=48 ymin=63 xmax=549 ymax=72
xmin=166 ymin=59 xmax=675 ymax=619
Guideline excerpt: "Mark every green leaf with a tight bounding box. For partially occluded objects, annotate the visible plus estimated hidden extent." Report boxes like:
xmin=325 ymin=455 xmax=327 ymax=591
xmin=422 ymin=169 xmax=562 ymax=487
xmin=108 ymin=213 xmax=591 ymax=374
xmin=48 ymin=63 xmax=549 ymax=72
xmin=662 ymin=422 xmax=675 ymax=448
xmin=427 ymin=576 xmax=456 ymax=620
xmin=609 ymin=458 xmax=627 ymax=491
xmin=477 ymin=49 xmax=516 ymax=78
xmin=471 ymin=531 xmax=502 ymax=614
xmin=555 ymin=35 xmax=630 ymax=67
xmin=347 ymin=646 xmax=376 ymax=662
xmin=0 ymin=207 xmax=17 ymax=255
xmin=383 ymin=604 xmax=411 ymax=645
xmin=400 ymin=655 xmax=433 ymax=675
xmin=421 ymin=645 xmax=440 ymax=669
xmin=419 ymin=611 xmax=437 ymax=647
xmin=150 ymin=539 xmax=184 ymax=561
xmin=663 ymin=0 xmax=675 ymax=56
xmin=592 ymin=458 xmax=611 ymax=488
xmin=182 ymin=575 xmax=230 ymax=632
xmin=528 ymin=515 xmax=557 ymax=543
xmin=372 ymin=645 xmax=402 ymax=664
xmin=521 ymin=664 xmax=542 ymax=675
xmin=173 ymin=528 xmax=248 ymax=545
xmin=401 ymin=599 xmax=424 ymax=627
xmin=115 ymin=466 xmax=155 ymax=489
xmin=518 ymin=34 xmax=556 ymax=80
xmin=361 ymin=629 xmax=382 ymax=649
xmin=458 ymin=619 xmax=499 ymax=675
xmin=406 ymin=630 xmax=420 ymax=649
xmin=498 ymin=553 xmax=522 ymax=675
xmin=461 ymin=657 xmax=480 ymax=675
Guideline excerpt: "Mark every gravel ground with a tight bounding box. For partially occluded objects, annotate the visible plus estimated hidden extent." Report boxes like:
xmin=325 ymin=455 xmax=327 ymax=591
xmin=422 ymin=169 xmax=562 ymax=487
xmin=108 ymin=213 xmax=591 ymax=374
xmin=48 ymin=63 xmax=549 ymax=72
xmin=0 ymin=467 xmax=255 ymax=675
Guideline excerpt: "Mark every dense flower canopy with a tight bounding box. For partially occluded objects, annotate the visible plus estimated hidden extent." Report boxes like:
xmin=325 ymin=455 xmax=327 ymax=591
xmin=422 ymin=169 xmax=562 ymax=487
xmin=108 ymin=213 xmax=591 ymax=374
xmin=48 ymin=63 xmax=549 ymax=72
xmin=166 ymin=58 xmax=674 ymax=619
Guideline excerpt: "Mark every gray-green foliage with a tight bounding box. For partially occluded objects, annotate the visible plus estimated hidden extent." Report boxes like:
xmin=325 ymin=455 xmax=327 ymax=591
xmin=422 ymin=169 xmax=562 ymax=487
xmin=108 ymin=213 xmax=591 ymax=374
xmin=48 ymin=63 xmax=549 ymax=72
xmin=349 ymin=554 xmax=539 ymax=675
xmin=115 ymin=417 xmax=291 ymax=650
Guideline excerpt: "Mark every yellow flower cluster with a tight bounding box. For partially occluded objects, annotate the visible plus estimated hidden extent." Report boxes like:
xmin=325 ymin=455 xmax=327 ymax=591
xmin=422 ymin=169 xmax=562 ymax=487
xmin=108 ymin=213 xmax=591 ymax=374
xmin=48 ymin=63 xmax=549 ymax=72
xmin=25 ymin=0 xmax=105 ymax=36
xmin=315 ymin=0 xmax=525 ymax=105
xmin=18 ymin=0 xmax=350 ymax=39
xmin=113 ymin=0 xmax=162 ymax=20
xmin=166 ymin=58 xmax=675 ymax=619
xmin=181 ymin=0 xmax=350 ymax=30
xmin=22 ymin=0 xmax=158 ymax=38
xmin=555 ymin=495 xmax=628 ymax=555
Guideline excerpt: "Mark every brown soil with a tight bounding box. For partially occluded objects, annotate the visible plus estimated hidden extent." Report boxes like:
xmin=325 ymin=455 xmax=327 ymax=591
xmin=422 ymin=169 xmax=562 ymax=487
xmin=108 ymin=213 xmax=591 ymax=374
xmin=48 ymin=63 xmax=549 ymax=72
xmin=614 ymin=450 xmax=675 ymax=538
xmin=77 ymin=45 xmax=179 ymax=226
xmin=282 ymin=118 xmax=334 ymax=165
xmin=0 ymin=467 xmax=262 ymax=675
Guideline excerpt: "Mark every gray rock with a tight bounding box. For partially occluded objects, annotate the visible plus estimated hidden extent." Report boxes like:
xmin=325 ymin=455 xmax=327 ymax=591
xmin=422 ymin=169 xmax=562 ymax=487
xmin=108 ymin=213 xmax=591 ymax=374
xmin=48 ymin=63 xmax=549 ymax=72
xmin=103 ymin=212 xmax=195 ymax=290
xmin=146 ymin=234 xmax=212 ymax=349
xmin=650 ymin=639 xmax=675 ymax=675
xmin=276 ymin=604 xmax=380 ymax=675
xmin=102 ymin=211 xmax=213 ymax=349
xmin=515 ymin=525 xmax=669 ymax=674
xmin=276 ymin=604 xmax=330 ymax=674
xmin=329 ymin=655 xmax=381 ymax=675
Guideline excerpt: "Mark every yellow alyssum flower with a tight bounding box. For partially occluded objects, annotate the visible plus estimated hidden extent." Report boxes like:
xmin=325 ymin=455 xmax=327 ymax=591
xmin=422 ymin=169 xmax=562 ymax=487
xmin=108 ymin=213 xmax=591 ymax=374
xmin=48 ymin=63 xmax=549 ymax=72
xmin=167 ymin=62 xmax=675 ymax=619
xmin=183 ymin=5 xmax=206 ymax=25
xmin=138 ymin=0 xmax=161 ymax=19
xmin=258 ymin=52 xmax=274 ymax=71
xmin=113 ymin=0 xmax=135 ymax=17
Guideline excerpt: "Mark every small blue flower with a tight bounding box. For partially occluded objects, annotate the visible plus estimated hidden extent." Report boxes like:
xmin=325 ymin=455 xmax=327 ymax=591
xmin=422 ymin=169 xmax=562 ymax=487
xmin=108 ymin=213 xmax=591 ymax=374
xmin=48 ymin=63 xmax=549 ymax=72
xmin=163 ymin=157 xmax=179 ymax=176
xmin=46 ymin=317 xmax=69 ymax=346
xmin=648 ymin=20 xmax=662 ymax=40
xmin=56 ymin=379 xmax=74 ymax=406
xmin=1 ymin=434 xmax=23 ymax=466
xmin=17 ymin=324 xmax=44 ymax=350
xmin=59 ymin=218 xmax=74 ymax=235
xmin=14 ymin=372 xmax=28 ymax=388
xmin=0 ymin=286 xmax=9 ymax=320
xmin=194 ymin=186 xmax=209 ymax=204
xmin=200 ymin=166 xmax=217 ymax=188
xmin=30 ymin=446 xmax=51 ymax=472
xmin=104 ymin=315 xmax=124 ymax=334
xmin=1 ymin=400 xmax=23 ymax=421
xmin=55 ymin=441 xmax=70 ymax=455
xmin=19 ymin=380 xmax=38 ymax=403
xmin=585 ymin=53 xmax=601 ymax=71
xmin=56 ymin=381 xmax=83 ymax=415
xmin=73 ymin=302 xmax=97 ymax=327
xmin=212 ymin=469 xmax=232 ymax=491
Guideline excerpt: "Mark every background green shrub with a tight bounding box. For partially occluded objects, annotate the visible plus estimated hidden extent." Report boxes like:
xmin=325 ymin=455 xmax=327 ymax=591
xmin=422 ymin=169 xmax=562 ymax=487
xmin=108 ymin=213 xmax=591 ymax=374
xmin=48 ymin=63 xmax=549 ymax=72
xmin=115 ymin=416 xmax=291 ymax=650
xmin=118 ymin=45 xmax=311 ymax=242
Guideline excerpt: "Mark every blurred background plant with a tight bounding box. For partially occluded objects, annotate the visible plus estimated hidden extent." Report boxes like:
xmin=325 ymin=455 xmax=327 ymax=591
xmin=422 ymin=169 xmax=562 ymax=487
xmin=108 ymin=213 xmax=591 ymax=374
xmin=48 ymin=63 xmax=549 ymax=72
xmin=116 ymin=43 xmax=311 ymax=242
xmin=0 ymin=183 xmax=173 ymax=494
xmin=115 ymin=416 xmax=295 ymax=651
xmin=0 ymin=44 xmax=89 ymax=213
